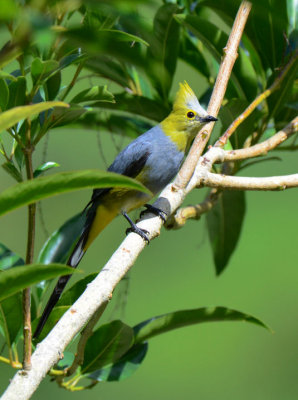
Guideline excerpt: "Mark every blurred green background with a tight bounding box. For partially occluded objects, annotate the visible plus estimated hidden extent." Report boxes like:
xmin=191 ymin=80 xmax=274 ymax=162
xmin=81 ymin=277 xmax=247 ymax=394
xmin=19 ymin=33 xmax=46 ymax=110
xmin=0 ymin=0 xmax=297 ymax=397
xmin=0 ymin=72 xmax=297 ymax=399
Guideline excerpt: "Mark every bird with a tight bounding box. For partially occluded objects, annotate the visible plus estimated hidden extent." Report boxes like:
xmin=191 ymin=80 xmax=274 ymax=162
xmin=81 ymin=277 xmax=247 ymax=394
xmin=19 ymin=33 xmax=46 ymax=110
xmin=33 ymin=81 xmax=217 ymax=338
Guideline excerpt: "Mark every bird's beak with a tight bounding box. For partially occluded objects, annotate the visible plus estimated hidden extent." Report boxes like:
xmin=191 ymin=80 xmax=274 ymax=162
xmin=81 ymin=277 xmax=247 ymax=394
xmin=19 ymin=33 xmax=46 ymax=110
xmin=199 ymin=115 xmax=218 ymax=123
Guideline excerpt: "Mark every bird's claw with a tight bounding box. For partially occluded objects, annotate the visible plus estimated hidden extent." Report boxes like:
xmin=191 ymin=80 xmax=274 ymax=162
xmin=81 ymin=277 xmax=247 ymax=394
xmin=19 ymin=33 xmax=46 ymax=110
xmin=125 ymin=226 xmax=150 ymax=244
xmin=140 ymin=204 xmax=167 ymax=223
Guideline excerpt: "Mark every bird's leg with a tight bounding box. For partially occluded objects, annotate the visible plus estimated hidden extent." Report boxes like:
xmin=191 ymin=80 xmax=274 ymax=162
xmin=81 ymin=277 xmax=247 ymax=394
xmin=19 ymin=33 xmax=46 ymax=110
xmin=122 ymin=212 xmax=150 ymax=243
xmin=140 ymin=204 xmax=167 ymax=223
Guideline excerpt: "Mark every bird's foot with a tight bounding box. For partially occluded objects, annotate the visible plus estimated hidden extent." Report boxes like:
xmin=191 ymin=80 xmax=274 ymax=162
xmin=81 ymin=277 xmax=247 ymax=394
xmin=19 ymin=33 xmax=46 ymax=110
xmin=140 ymin=204 xmax=167 ymax=223
xmin=125 ymin=225 xmax=150 ymax=243
xmin=123 ymin=212 xmax=150 ymax=244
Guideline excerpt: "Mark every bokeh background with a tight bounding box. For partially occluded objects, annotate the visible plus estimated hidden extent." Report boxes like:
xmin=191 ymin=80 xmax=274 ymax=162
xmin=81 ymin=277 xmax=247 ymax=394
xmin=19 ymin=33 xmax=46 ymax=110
xmin=0 ymin=2 xmax=298 ymax=399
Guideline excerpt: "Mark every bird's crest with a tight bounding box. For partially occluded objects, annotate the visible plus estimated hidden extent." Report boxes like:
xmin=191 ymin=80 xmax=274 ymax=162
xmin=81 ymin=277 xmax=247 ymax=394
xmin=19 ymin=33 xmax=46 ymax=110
xmin=173 ymin=81 xmax=202 ymax=113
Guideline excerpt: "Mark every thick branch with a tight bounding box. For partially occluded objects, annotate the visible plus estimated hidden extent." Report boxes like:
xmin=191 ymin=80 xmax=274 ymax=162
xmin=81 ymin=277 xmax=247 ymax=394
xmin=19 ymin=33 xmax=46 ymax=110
xmin=201 ymin=172 xmax=298 ymax=191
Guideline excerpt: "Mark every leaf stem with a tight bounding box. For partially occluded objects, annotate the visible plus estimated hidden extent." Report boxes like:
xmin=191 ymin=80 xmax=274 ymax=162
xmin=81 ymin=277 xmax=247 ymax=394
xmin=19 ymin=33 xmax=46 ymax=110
xmin=60 ymin=63 xmax=84 ymax=101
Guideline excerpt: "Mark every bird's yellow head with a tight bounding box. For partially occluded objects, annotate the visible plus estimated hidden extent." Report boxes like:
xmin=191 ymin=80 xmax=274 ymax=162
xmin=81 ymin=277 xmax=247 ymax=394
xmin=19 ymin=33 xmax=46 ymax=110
xmin=161 ymin=81 xmax=217 ymax=151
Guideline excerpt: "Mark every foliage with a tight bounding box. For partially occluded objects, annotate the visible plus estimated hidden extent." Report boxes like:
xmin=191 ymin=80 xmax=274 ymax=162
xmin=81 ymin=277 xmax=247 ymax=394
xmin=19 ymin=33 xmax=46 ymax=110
xmin=0 ymin=0 xmax=296 ymax=394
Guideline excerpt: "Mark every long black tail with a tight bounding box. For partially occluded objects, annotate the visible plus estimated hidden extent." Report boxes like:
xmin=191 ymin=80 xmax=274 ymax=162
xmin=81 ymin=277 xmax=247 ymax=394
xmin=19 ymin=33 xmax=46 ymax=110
xmin=33 ymin=233 xmax=87 ymax=339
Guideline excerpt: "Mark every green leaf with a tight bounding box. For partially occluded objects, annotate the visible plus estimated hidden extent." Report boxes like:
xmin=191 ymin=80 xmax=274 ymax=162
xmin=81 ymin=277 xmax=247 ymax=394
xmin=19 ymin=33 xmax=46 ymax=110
xmin=147 ymin=4 xmax=182 ymax=99
xmin=58 ymin=273 xmax=97 ymax=306
xmin=95 ymin=92 xmax=170 ymax=123
xmin=82 ymin=320 xmax=134 ymax=373
xmin=134 ymin=306 xmax=269 ymax=344
xmin=207 ymin=191 xmax=246 ymax=275
xmin=37 ymin=212 xmax=86 ymax=265
xmin=267 ymin=55 xmax=298 ymax=125
xmin=0 ymin=0 xmax=19 ymax=21
xmin=0 ymin=264 xmax=78 ymax=302
xmin=218 ymin=99 xmax=261 ymax=149
xmin=31 ymin=58 xmax=59 ymax=85
xmin=45 ymin=71 xmax=61 ymax=101
xmin=0 ymin=42 xmax=22 ymax=69
xmin=0 ymin=170 xmax=150 ymax=218
xmin=84 ymin=56 xmax=131 ymax=88
xmin=33 ymin=162 xmax=60 ymax=178
xmin=32 ymin=306 xmax=69 ymax=341
xmin=70 ymin=85 xmax=115 ymax=104
xmin=0 ymin=101 xmax=69 ymax=134
xmin=0 ymin=79 xmax=9 ymax=111
xmin=63 ymin=27 xmax=147 ymax=68
xmin=0 ymin=243 xmax=24 ymax=270
xmin=48 ymin=104 xmax=87 ymax=128
xmin=2 ymin=161 xmax=23 ymax=182
xmin=88 ymin=342 xmax=148 ymax=382
xmin=0 ymin=71 xmax=17 ymax=82
xmin=175 ymin=14 xmax=258 ymax=100
xmin=0 ymin=293 xmax=22 ymax=346
xmin=6 ymin=76 xmax=26 ymax=110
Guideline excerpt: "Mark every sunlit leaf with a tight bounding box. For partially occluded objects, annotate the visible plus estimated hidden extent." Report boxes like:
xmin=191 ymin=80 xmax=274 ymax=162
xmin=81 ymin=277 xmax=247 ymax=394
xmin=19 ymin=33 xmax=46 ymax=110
xmin=33 ymin=161 xmax=60 ymax=178
xmin=134 ymin=306 xmax=269 ymax=343
xmin=0 ymin=264 xmax=78 ymax=302
xmin=0 ymin=101 xmax=68 ymax=134
xmin=0 ymin=169 xmax=149 ymax=217
xmin=0 ymin=243 xmax=24 ymax=270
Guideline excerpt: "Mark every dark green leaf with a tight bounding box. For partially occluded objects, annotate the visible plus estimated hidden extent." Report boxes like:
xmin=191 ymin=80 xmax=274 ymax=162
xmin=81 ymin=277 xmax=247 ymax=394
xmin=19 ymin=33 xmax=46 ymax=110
xmin=179 ymin=35 xmax=210 ymax=80
xmin=0 ymin=293 xmax=22 ymax=346
xmin=33 ymin=162 xmax=60 ymax=178
xmin=207 ymin=191 xmax=246 ymax=275
xmin=95 ymin=92 xmax=170 ymax=123
xmin=0 ymin=169 xmax=149 ymax=217
xmin=218 ymin=99 xmax=261 ymax=149
xmin=175 ymin=15 xmax=258 ymax=100
xmin=45 ymin=71 xmax=61 ymax=100
xmin=84 ymin=56 xmax=131 ymax=88
xmin=0 ymin=79 xmax=9 ymax=111
xmin=268 ymin=55 xmax=298 ymax=125
xmin=0 ymin=101 xmax=68 ymax=134
xmin=37 ymin=212 xmax=86 ymax=266
xmin=147 ymin=4 xmax=182 ymax=99
xmin=0 ymin=243 xmax=24 ymax=270
xmin=0 ymin=264 xmax=78 ymax=302
xmin=6 ymin=76 xmax=26 ymax=110
xmin=82 ymin=320 xmax=134 ymax=373
xmin=134 ymin=306 xmax=269 ymax=343
xmin=0 ymin=42 xmax=22 ymax=69
xmin=58 ymin=273 xmax=97 ymax=306
xmin=70 ymin=85 xmax=115 ymax=104
xmin=2 ymin=161 xmax=23 ymax=182
xmin=88 ymin=342 xmax=148 ymax=382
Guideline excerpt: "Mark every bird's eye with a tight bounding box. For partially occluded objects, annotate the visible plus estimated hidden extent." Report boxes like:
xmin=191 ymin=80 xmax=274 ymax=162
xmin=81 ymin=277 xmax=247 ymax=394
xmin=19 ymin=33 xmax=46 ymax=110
xmin=187 ymin=111 xmax=195 ymax=119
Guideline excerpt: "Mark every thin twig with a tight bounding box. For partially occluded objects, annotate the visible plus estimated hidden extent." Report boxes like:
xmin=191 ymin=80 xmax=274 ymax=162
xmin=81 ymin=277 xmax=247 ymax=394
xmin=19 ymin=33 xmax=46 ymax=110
xmin=215 ymin=51 xmax=298 ymax=147
xmin=66 ymin=301 xmax=108 ymax=377
xmin=224 ymin=117 xmax=298 ymax=161
xmin=175 ymin=1 xmax=252 ymax=189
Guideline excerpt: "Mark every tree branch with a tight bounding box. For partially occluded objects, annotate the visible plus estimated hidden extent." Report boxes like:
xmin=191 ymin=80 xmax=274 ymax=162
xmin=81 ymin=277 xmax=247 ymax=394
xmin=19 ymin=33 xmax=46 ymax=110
xmin=224 ymin=117 xmax=298 ymax=161
xmin=201 ymin=172 xmax=298 ymax=191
